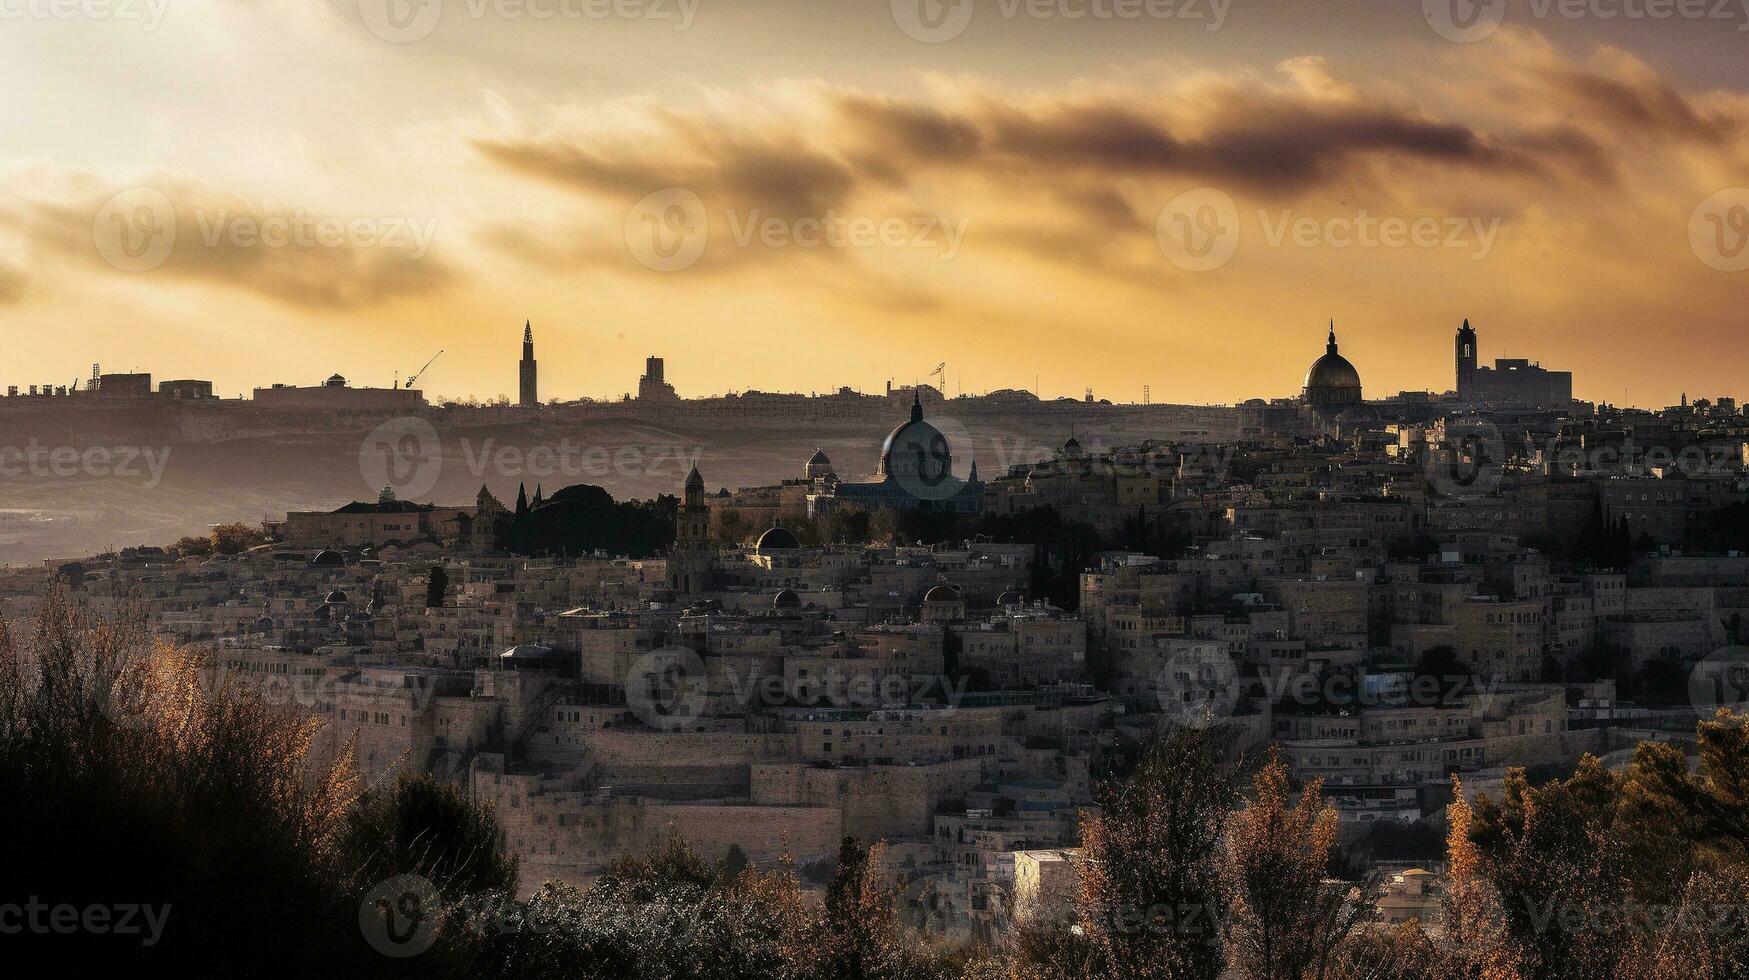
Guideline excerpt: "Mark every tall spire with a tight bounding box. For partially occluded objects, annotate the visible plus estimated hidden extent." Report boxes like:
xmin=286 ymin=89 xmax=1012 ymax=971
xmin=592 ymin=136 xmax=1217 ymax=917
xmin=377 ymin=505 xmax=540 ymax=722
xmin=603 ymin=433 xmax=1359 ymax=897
xmin=523 ymin=320 xmax=532 ymax=343
xmin=1326 ymin=320 xmax=1338 ymax=355
xmin=910 ymin=388 xmax=923 ymax=423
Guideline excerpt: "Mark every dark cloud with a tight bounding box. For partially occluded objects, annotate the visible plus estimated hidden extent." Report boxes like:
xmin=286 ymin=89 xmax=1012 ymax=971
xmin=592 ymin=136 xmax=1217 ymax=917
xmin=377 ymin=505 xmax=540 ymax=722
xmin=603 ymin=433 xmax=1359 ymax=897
xmin=11 ymin=182 xmax=453 ymax=310
xmin=1541 ymin=65 xmax=1731 ymax=143
xmin=475 ymin=132 xmax=857 ymax=223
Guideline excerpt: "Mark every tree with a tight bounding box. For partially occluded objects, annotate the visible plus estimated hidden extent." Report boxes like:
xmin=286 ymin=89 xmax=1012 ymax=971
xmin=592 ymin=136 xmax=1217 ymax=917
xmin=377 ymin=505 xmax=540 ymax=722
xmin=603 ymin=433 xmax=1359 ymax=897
xmin=1224 ymin=745 xmax=1359 ymax=980
xmin=426 ymin=564 xmax=449 ymax=609
xmin=211 ymin=521 xmax=266 ymax=555
xmin=1077 ymin=729 xmax=1237 ymax=980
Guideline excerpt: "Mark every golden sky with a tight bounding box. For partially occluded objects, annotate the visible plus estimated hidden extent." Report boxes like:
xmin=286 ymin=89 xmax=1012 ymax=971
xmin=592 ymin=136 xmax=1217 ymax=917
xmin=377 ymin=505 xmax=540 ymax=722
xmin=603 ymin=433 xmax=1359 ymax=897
xmin=0 ymin=1 xmax=1745 ymax=407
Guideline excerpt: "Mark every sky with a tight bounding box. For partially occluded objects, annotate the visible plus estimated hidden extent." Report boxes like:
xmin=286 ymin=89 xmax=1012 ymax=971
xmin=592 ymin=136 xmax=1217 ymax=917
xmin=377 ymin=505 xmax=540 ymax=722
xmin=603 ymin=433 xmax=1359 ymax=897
xmin=0 ymin=0 xmax=1745 ymax=407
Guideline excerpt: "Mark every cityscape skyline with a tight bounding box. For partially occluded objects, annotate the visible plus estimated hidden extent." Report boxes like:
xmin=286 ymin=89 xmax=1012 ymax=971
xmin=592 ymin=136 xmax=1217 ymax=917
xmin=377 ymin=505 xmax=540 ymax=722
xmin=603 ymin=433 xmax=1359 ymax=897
xmin=0 ymin=315 xmax=1697 ymax=409
xmin=2 ymin=6 xmax=1746 ymax=409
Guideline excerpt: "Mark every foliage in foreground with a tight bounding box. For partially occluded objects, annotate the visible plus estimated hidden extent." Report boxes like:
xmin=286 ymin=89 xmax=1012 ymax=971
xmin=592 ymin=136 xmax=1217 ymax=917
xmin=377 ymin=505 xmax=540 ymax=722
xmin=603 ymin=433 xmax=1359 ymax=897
xmin=6 ymin=591 xmax=1749 ymax=979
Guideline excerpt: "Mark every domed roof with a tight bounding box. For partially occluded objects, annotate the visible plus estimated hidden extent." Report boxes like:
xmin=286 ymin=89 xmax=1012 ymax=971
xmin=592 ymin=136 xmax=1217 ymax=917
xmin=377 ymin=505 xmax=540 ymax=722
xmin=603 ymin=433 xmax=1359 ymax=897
xmin=1305 ymin=351 xmax=1361 ymax=390
xmin=1303 ymin=325 xmax=1362 ymax=406
xmin=756 ymin=526 xmax=800 ymax=553
xmin=924 ymin=584 xmax=961 ymax=603
xmin=772 ymin=588 xmax=801 ymax=609
xmin=323 ymin=589 xmax=348 ymax=604
xmin=499 ymin=643 xmax=556 ymax=660
xmin=998 ymin=590 xmax=1026 ymax=607
xmin=311 ymin=549 xmax=345 ymax=567
xmin=878 ymin=393 xmax=950 ymax=483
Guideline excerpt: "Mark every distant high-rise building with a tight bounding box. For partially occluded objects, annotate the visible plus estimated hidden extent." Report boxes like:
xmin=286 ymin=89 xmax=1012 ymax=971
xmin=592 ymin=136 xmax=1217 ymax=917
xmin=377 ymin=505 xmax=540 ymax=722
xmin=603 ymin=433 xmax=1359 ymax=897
xmin=519 ymin=321 xmax=538 ymax=408
xmin=1456 ymin=318 xmax=1478 ymax=394
xmin=638 ymin=356 xmax=678 ymax=401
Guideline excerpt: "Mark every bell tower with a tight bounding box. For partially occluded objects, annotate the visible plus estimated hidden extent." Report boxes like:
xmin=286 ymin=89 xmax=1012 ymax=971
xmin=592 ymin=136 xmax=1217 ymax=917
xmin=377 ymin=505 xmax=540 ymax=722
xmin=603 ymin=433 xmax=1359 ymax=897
xmin=667 ymin=464 xmax=713 ymax=594
xmin=1456 ymin=318 xmax=1478 ymax=398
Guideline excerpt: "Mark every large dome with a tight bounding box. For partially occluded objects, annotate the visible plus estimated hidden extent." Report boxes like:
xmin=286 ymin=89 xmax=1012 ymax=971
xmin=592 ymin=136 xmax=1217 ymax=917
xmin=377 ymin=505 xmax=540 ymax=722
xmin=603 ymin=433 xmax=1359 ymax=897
xmin=878 ymin=393 xmax=951 ymax=484
xmin=1302 ymin=325 xmax=1363 ymax=407
xmin=756 ymin=526 xmax=800 ymax=554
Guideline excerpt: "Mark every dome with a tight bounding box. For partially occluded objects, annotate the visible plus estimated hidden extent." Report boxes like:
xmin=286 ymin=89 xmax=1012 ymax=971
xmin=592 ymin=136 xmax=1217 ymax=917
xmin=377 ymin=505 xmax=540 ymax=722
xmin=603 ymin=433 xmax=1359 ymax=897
xmin=772 ymin=588 xmax=801 ymax=610
xmin=499 ymin=643 xmax=556 ymax=661
xmin=878 ymin=394 xmax=951 ymax=484
xmin=998 ymin=590 xmax=1026 ymax=607
xmin=924 ymin=584 xmax=961 ymax=603
xmin=324 ymin=373 xmax=347 ymax=387
xmin=323 ymin=589 xmax=348 ymax=604
xmin=756 ymin=526 xmax=800 ymax=554
xmin=1302 ymin=325 xmax=1363 ymax=408
xmin=311 ymin=549 xmax=345 ymax=567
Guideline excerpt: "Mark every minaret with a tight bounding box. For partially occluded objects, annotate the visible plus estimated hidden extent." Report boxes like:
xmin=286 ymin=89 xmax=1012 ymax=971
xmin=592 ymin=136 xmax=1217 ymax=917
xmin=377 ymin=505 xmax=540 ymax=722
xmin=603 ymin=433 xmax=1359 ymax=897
xmin=1327 ymin=319 xmax=1339 ymax=356
xmin=1455 ymin=318 xmax=1478 ymax=399
xmin=519 ymin=321 xmax=538 ymax=408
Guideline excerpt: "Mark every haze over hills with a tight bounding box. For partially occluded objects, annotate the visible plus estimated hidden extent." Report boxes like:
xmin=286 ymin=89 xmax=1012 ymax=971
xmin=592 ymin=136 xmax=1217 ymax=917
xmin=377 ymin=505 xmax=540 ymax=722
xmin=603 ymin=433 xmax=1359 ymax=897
xmin=0 ymin=399 xmax=1234 ymax=563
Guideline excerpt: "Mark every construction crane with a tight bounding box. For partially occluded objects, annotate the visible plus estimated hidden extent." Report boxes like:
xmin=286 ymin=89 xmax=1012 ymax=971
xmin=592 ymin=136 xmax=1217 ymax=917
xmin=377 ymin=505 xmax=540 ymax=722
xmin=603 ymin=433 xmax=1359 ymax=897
xmin=401 ymin=349 xmax=444 ymax=390
xmin=927 ymin=361 xmax=946 ymax=395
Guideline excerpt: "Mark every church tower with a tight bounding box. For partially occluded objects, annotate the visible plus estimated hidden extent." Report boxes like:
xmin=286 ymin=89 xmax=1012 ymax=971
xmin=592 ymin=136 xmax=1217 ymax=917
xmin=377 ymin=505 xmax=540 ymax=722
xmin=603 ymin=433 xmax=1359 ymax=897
xmin=1456 ymin=318 xmax=1478 ymax=399
xmin=519 ymin=321 xmax=538 ymax=408
xmin=667 ymin=464 xmax=713 ymax=595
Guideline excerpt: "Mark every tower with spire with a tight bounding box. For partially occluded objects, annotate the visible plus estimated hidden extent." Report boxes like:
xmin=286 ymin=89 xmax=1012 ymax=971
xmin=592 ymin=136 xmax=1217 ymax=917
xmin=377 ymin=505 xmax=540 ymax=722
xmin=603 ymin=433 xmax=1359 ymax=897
xmin=1455 ymin=318 xmax=1478 ymax=399
xmin=667 ymin=464 xmax=714 ymax=594
xmin=519 ymin=321 xmax=538 ymax=408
